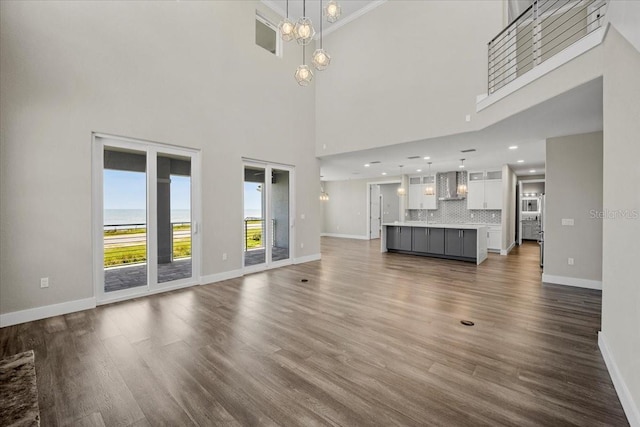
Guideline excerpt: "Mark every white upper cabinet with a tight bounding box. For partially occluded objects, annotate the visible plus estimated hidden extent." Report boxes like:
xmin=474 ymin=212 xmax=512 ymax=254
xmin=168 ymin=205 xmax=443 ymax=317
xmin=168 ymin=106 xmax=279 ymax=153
xmin=408 ymin=175 xmax=437 ymax=210
xmin=467 ymin=170 xmax=502 ymax=210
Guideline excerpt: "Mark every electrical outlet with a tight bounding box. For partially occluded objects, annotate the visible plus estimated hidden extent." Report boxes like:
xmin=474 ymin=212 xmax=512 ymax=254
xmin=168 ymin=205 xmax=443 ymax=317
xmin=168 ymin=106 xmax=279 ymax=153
xmin=430 ymin=213 xmax=434 ymax=217
xmin=40 ymin=277 xmax=49 ymax=288
xmin=300 ymin=213 xmax=305 ymax=220
xmin=492 ymin=213 xmax=496 ymax=218
xmin=568 ymin=258 xmax=574 ymax=265
xmin=300 ymin=243 xmax=304 ymax=249
xmin=470 ymin=213 xmax=474 ymax=218
xmin=222 ymin=253 xmax=227 ymax=261
xmin=562 ymin=218 xmax=575 ymax=226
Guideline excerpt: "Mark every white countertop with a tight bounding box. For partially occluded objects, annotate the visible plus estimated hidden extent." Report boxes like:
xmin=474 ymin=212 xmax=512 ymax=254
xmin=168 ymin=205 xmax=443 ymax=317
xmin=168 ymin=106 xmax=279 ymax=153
xmin=382 ymin=222 xmax=488 ymax=230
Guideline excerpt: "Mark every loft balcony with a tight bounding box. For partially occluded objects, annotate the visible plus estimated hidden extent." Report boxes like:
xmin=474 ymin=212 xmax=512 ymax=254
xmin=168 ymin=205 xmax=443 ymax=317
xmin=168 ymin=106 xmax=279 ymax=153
xmin=478 ymin=0 xmax=609 ymax=110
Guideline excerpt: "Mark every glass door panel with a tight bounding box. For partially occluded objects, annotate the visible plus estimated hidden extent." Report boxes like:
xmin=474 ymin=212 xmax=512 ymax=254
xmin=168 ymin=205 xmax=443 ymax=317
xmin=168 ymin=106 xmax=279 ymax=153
xmin=157 ymin=153 xmax=193 ymax=284
xmin=244 ymin=165 xmax=266 ymax=267
xmin=103 ymin=147 xmax=148 ymax=293
xmin=270 ymin=168 xmax=290 ymax=263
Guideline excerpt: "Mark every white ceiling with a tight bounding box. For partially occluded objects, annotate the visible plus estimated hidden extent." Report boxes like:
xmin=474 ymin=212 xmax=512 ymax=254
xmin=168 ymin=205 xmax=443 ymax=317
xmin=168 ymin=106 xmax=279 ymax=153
xmin=320 ymin=78 xmax=603 ymax=181
xmin=261 ymin=0 xmax=384 ymax=37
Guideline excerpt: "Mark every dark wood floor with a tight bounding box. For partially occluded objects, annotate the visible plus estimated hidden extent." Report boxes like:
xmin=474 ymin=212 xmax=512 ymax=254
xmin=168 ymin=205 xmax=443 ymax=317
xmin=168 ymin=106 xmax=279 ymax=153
xmin=0 ymin=238 xmax=628 ymax=426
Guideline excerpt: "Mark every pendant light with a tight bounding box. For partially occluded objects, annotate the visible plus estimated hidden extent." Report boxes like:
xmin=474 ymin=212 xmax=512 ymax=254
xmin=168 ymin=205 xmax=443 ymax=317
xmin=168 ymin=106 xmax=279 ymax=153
xmin=312 ymin=0 xmax=331 ymax=71
xmin=278 ymin=0 xmax=295 ymax=42
xmin=294 ymin=0 xmax=315 ymax=45
xmin=320 ymin=186 xmax=329 ymax=201
xmin=324 ymin=0 xmax=342 ymax=23
xmin=295 ymin=45 xmax=313 ymax=86
xmin=424 ymin=162 xmax=435 ymax=196
xmin=457 ymin=159 xmax=468 ymax=196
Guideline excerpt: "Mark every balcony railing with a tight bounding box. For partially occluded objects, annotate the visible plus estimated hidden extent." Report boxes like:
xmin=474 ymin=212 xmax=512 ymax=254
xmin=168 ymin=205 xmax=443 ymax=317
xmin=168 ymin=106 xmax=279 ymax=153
xmin=103 ymin=222 xmax=191 ymax=268
xmin=488 ymin=0 xmax=608 ymax=94
xmin=244 ymin=218 xmax=275 ymax=251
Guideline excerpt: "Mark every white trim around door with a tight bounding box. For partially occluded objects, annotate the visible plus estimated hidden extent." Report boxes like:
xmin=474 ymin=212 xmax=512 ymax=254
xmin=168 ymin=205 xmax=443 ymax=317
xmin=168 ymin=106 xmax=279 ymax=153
xmin=92 ymin=133 xmax=201 ymax=305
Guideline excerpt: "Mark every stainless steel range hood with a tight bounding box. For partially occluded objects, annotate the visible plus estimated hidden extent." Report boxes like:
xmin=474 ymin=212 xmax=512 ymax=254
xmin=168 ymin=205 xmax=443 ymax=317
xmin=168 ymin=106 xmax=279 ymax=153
xmin=438 ymin=171 xmax=466 ymax=201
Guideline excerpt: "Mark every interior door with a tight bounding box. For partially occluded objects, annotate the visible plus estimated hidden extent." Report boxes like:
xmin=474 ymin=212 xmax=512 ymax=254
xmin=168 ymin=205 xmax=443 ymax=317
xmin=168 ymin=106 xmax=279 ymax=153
xmin=370 ymin=184 xmax=381 ymax=239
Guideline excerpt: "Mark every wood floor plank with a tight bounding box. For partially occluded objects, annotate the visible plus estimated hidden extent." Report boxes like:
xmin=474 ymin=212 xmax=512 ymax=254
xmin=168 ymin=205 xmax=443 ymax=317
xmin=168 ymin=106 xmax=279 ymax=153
xmin=0 ymin=239 xmax=629 ymax=426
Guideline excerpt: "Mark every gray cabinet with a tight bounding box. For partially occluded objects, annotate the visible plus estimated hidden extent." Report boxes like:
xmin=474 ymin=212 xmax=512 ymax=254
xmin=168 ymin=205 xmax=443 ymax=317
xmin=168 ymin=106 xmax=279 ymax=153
xmin=428 ymin=228 xmax=445 ymax=254
xmin=445 ymin=229 xmax=463 ymax=256
xmin=445 ymin=229 xmax=477 ymax=258
xmin=387 ymin=226 xmax=412 ymax=251
xmin=412 ymin=228 xmax=429 ymax=253
xmin=411 ymin=227 xmax=445 ymax=254
xmin=462 ymin=229 xmax=477 ymax=258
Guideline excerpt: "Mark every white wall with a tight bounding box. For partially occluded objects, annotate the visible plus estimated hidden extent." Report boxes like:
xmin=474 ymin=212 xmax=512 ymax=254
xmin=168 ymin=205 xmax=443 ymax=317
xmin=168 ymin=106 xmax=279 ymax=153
xmin=321 ymin=177 xmax=401 ymax=238
xmin=601 ymin=27 xmax=640 ymax=426
xmin=606 ymin=0 xmax=640 ymax=54
xmin=316 ymin=0 xmax=504 ymax=157
xmin=543 ymin=132 xmax=603 ymax=287
xmin=0 ymin=1 xmax=320 ymax=315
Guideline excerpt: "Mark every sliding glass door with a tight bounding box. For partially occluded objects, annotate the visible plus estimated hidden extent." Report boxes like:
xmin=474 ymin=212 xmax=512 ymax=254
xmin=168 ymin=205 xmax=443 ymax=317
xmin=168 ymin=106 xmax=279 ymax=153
xmin=94 ymin=135 xmax=200 ymax=302
xmin=243 ymin=161 xmax=293 ymax=271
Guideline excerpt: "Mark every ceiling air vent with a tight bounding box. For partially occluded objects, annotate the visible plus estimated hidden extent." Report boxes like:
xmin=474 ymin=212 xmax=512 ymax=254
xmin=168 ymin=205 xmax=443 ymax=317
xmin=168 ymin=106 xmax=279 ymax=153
xmin=461 ymin=148 xmax=476 ymax=153
xmin=369 ymin=161 xmax=381 ymax=164
xmin=407 ymin=156 xmax=421 ymax=159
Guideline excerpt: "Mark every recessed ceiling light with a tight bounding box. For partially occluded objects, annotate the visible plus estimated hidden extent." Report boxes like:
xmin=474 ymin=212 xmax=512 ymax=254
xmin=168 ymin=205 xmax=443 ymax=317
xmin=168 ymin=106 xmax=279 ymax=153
xmin=381 ymin=172 xmax=387 ymax=175
xmin=364 ymin=164 xmax=370 ymax=167
xmin=517 ymin=160 xmax=524 ymax=163
xmin=509 ymin=145 xmax=518 ymax=150
xmin=423 ymin=156 xmax=430 ymax=160
xmin=530 ymin=169 xmax=536 ymax=173
xmin=416 ymin=169 xmax=422 ymax=172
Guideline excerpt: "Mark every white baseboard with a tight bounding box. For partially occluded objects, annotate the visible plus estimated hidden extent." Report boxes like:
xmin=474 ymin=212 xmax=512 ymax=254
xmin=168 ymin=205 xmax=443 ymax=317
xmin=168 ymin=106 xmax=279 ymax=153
xmin=200 ymin=269 xmax=243 ymax=286
xmin=321 ymin=233 xmax=369 ymax=240
xmin=294 ymin=253 xmax=321 ymax=264
xmin=0 ymin=297 xmax=96 ymax=328
xmin=541 ymin=274 xmax=602 ymax=290
xmin=500 ymin=241 xmax=516 ymax=256
xmin=599 ymin=332 xmax=640 ymax=427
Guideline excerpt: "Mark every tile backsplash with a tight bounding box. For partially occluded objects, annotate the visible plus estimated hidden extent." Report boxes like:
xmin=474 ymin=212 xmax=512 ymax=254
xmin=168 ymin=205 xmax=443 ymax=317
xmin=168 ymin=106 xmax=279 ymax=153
xmin=406 ymin=172 xmax=502 ymax=224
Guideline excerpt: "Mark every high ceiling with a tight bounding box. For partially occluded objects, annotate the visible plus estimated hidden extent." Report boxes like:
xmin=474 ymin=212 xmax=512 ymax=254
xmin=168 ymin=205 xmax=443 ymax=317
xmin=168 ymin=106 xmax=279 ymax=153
xmin=320 ymin=78 xmax=603 ymax=181
xmin=261 ymin=0 xmax=384 ymax=37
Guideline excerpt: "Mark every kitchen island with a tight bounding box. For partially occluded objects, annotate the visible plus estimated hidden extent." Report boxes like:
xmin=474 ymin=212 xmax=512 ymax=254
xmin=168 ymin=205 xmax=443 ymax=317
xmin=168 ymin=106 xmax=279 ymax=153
xmin=382 ymin=222 xmax=488 ymax=265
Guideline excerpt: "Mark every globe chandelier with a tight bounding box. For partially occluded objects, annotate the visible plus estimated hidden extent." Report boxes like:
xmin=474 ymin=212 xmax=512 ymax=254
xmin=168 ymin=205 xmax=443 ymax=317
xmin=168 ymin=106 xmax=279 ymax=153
xmin=280 ymin=0 xmax=341 ymax=86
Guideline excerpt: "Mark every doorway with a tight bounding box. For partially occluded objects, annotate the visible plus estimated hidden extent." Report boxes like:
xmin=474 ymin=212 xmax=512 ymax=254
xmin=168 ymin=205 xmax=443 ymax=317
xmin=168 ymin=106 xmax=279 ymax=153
xmin=367 ymin=181 xmax=401 ymax=240
xmin=93 ymin=134 xmax=200 ymax=303
xmin=243 ymin=161 xmax=294 ymax=272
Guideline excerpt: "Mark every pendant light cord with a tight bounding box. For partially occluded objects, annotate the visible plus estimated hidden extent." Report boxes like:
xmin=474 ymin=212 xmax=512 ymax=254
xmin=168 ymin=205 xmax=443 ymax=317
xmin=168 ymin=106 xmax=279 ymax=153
xmin=320 ymin=0 xmax=323 ymax=49
xmin=286 ymin=0 xmax=289 ymax=18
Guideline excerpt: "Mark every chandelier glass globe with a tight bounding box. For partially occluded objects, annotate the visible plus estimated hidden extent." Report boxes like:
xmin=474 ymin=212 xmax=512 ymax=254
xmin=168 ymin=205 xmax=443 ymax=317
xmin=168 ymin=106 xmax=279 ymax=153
xmin=294 ymin=17 xmax=315 ymax=45
xmin=324 ymin=1 xmax=342 ymax=23
xmin=295 ymin=64 xmax=313 ymax=86
xmin=312 ymin=49 xmax=331 ymax=70
xmin=278 ymin=18 xmax=295 ymax=42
